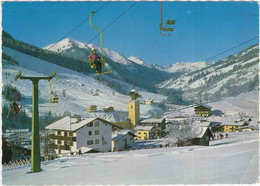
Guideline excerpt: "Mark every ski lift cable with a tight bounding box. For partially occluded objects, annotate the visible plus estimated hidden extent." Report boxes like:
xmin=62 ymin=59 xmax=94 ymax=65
xmin=19 ymin=2 xmax=109 ymax=72
xmin=37 ymin=2 xmax=137 ymax=109
xmin=47 ymin=2 xmax=137 ymax=76
xmin=143 ymin=35 xmax=259 ymax=92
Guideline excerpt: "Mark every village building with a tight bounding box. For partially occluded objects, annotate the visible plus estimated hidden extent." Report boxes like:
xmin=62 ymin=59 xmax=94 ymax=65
xmin=128 ymin=84 xmax=140 ymax=128
xmin=134 ymin=126 xmax=155 ymax=140
xmin=221 ymin=121 xmax=249 ymax=132
xmin=86 ymin=105 xmax=97 ymax=112
xmin=144 ymin=99 xmax=154 ymax=105
xmin=194 ymin=105 xmax=212 ymax=117
xmin=166 ymin=116 xmax=188 ymax=128
xmin=192 ymin=121 xmax=214 ymax=146
xmin=103 ymin=106 xmax=114 ymax=112
xmin=106 ymin=112 xmax=133 ymax=130
xmin=139 ymin=118 xmax=166 ymax=138
xmin=112 ymin=130 xmax=136 ymax=151
xmin=45 ymin=116 xmax=119 ymax=155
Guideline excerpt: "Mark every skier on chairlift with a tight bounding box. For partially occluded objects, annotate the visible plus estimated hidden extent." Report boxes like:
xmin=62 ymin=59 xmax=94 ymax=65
xmin=88 ymin=48 xmax=102 ymax=73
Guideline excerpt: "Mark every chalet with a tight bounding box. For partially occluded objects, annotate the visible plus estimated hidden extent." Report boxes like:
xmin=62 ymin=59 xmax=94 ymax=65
xmin=194 ymin=105 xmax=212 ymax=117
xmin=221 ymin=121 xmax=249 ymax=132
xmin=144 ymin=99 xmax=154 ymax=105
xmin=134 ymin=126 xmax=155 ymax=140
xmin=112 ymin=130 xmax=136 ymax=151
xmin=140 ymin=118 xmax=166 ymax=138
xmin=45 ymin=116 xmax=119 ymax=155
xmin=103 ymin=106 xmax=114 ymax=112
xmin=86 ymin=105 xmax=97 ymax=112
xmin=192 ymin=121 xmax=214 ymax=146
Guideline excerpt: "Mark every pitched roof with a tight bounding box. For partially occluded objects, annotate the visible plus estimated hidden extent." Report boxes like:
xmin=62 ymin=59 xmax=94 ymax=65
xmin=45 ymin=116 xmax=115 ymax=131
xmin=106 ymin=112 xmax=128 ymax=123
xmin=194 ymin=104 xmax=212 ymax=109
xmin=134 ymin=126 xmax=154 ymax=131
xmin=140 ymin=118 xmax=165 ymax=124
xmin=112 ymin=130 xmax=136 ymax=141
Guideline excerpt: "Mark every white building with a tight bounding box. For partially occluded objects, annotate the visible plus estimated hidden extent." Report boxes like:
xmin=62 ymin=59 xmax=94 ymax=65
xmin=112 ymin=130 xmax=136 ymax=151
xmin=45 ymin=116 xmax=116 ymax=155
xmin=3 ymin=129 xmax=31 ymax=144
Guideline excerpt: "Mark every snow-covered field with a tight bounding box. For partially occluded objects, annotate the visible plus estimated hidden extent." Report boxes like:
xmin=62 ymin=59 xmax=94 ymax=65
xmin=2 ymin=131 xmax=259 ymax=185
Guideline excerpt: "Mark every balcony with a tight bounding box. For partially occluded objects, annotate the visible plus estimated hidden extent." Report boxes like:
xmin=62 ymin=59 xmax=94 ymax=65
xmin=48 ymin=134 xmax=76 ymax=141
xmin=48 ymin=144 xmax=70 ymax=150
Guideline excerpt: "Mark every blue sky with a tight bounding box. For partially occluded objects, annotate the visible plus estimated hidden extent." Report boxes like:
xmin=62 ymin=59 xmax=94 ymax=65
xmin=2 ymin=1 xmax=259 ymax=65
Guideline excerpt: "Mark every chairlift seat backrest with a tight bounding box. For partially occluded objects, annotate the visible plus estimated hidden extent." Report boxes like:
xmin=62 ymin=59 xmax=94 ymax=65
xmin=166 ymin=20 xmax=176 ymax=25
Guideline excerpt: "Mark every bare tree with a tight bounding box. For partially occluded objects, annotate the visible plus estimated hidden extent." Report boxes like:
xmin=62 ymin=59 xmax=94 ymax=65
xmin=165 ymin=119 xmax=202 ymax=147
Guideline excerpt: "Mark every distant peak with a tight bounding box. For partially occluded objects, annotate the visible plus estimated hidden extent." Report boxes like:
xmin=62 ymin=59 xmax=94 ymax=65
xmin=128 ymin=56 xmax=146 ymax=66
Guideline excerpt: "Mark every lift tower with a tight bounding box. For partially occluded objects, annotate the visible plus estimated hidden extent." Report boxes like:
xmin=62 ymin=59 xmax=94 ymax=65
xmin=15 ymin=71 xmax=57 ymax=173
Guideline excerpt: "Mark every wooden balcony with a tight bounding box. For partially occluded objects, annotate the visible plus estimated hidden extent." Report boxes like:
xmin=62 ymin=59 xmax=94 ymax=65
xmin=48 ymin=134 xmax=76 ymax=141
xmin=48 ymin=144 xmax=70 ymax=150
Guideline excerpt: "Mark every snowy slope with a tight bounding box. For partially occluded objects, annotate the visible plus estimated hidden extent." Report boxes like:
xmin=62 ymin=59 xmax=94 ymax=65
xmin=157 ymin=45 xmax=259 ymax=102
xmin=165 ymin=90 xmax=259 ymax=118
xmin=44 ymin=38 xmax=132 ymax=65
xmin=2 ymin=46 xmax=167 ymax=118
xmin=128 ymin=56 xmax=148 ymax=66
xmin=43 ymin=38 xmax=91 ymax=53
xmin=152 ymin=61 xmax=209 ymax=74
xmin=2 ymin=131 xmax=259 ymax=184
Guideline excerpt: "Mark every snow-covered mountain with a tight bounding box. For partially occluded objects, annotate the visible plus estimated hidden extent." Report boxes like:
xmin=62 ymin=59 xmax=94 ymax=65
xmin=2 ymin=46 xmax=167 ymax=118
xmin=157 ymin=44 xmax=259 ymax=102
xmin=128 ymin=56 xmax=148 ymax=66
xmin=152 ymin=61 xmax=209 ymax=74
xmin=45 ymin=38 xmax=132 ymax=65
xmin=42 ymin=38 xmax=173 ymax=89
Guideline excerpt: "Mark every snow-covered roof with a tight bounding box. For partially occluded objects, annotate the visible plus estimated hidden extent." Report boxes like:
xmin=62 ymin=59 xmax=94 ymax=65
xmin=194 ymin=104 xmax=212 ymax=109
xmin=193 ymin=121 xmax=211 ymax=127
xmin=112 ymin=130 xmax=136 ymax=141
xmin=140 ymin=118 xmax=165 ymax=124
xmin=106 ymin=112 xmax=128 ymax=123
xmin=45 ymin=116 xmax=114 ymax=131
xmin=220 ymin=121 xmax=247 ymax=126
xmin=134 ymin=126 xmax=154 ymax=131
xmin=236 ymin=125 xmax=259 ymax=130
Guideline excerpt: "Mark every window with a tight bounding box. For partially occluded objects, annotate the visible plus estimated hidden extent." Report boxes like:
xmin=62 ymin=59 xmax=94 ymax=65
xmin=89 ymin=131 xmax=92 ymax=136
xmin=95 ymin=130 xmax=99 ymax=135
xmin=131 ymin=105 xmax=133 ymax=109
xmin=95 ymin=139 xmax=99 ymax=144
xmin=58 ymin=140 xmax=61 ymax=145
xmin=70 ymin=141 xmax=74 ymax=146
xmin=69 ymin=132 xmax=73 ymax=136
xmin=64 ymin=132 xmax=68 ymax=137
xmin=57 ymin=131 xmax=61 ymax=135
xmin=87 ymin=122 xmax=93 ymax=127
xmin=95 ymin=122 xmax=99 ymax=127
xmin=87 ymin=140 xmax=93 ymax=145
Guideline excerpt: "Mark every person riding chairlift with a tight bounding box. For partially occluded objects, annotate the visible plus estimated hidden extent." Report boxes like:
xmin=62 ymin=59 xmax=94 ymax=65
xmin=88 ymin=48 xmax=102 ymax=73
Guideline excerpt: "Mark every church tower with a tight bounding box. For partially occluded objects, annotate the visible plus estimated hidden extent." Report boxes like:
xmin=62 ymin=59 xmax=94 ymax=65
xmin=128 ymin=82 xmax=140 ymax=128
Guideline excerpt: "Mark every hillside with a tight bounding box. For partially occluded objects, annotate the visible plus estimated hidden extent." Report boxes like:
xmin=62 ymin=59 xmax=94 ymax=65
xmin=157 ymin=44 xmax=259 ymax=102
xmin=43 ymin=38 xmax=173 ymax=89
xmin=2 ymin=131 xmax=259 ymax=184
xmin=2 ymin=46 xmax=167 ymax=119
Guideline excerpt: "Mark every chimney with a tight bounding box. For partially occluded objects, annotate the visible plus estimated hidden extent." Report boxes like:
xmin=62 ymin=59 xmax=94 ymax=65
xmin=76 ymin=117 xmax=81 ymax=123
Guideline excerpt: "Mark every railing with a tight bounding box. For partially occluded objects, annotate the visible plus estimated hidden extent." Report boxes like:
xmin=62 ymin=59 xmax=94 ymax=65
xmin=48 ymin=144 xmax=70 ymax=150
xmin=48 ymin=134 xmax=76 ymax=141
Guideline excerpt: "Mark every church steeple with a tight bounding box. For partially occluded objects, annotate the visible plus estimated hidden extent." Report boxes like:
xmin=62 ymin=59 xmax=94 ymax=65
xmin=128 ymin=81 xmax=140 ymax=128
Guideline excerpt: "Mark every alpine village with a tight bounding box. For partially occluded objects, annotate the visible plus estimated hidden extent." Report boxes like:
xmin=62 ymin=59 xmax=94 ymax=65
xmin=2 ymin=1 xmax=259 ymax=185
